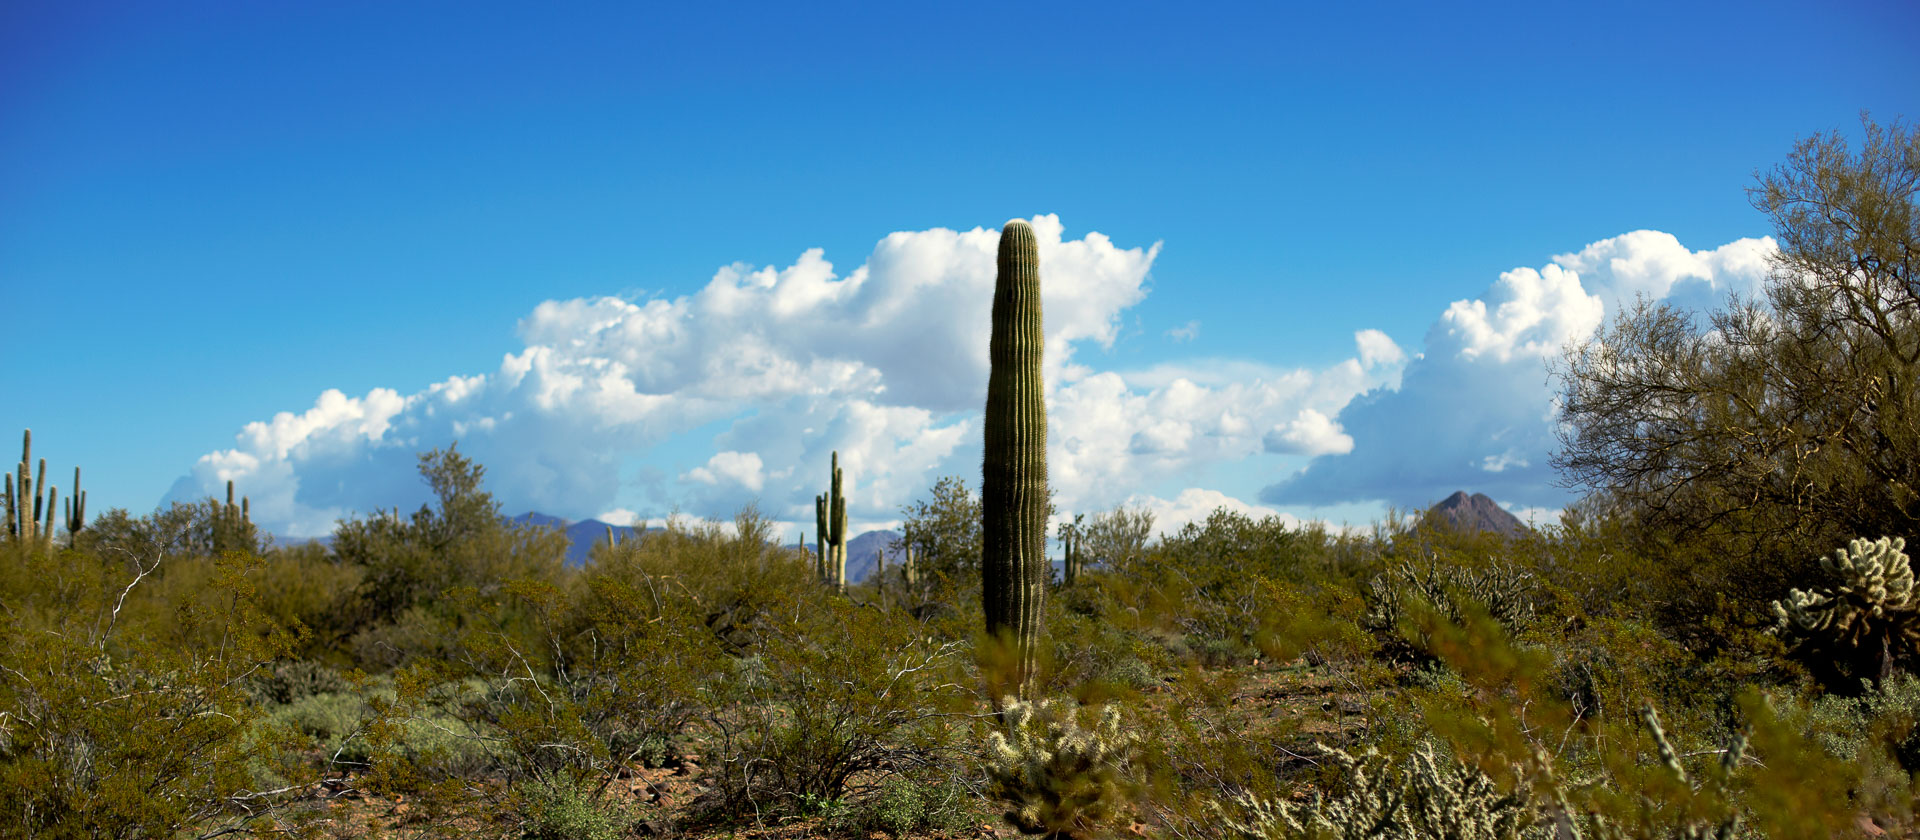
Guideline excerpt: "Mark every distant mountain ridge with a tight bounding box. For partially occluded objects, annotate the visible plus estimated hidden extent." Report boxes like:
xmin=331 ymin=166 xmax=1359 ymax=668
xmin=1428 ymin=491 xmax=1528 ymax=536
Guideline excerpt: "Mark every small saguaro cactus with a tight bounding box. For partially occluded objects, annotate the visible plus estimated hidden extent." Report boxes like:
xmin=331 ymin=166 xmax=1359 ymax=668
xmin=982 ymin=218 xmax=1050 ymax=696
xmin=3 ymin=429 xmax=82 ymax=551
xmin=815 ymin=451 xmax=848 ymax=590
xmin=211 ymin=479 xmax=254 ymax=555
xmin=1773 ymin=535 xmax=1920 ymax=685
xmin=63 ymin=466 xmax=85 ymax=549
xmin=1059 ymin=514 xmax=1085 ymax=586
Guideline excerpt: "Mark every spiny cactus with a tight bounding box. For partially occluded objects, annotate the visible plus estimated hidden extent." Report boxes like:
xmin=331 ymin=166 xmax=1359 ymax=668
xmin=1365 ymin=557 xmax=1536 ymax=637
xmin=4 ymin=429 xmax=72 ymax=550
xmin=62 ymin=466 xmax=85 ymax=549
xmin=815 ymin=451 xmax=848 ymax=590
xmin=983 ymin=218 xmax=1049 ymax=695
xmin=985 ymin=697 xmax=1136 ymax=839
xmin=1212 ymin=742 xmax=1546 ymax=840
xmin=1772 ymin=536 xmax=1919 ymax=686
xmin=1059 ymin=514 xmax=1085 ymax=586
xmin=210 ymin=479 xmax=254 ymax=555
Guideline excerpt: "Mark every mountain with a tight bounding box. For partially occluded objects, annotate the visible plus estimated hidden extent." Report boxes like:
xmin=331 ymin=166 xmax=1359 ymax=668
xmin=511 ymin=512 xmax=650 ymax=566
xmin=1428 ymin=491 xmax=1528 ymax=536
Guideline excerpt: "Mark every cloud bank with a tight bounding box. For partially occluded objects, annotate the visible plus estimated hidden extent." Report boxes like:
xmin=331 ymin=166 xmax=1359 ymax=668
xmin=1260 ymin=230 xmax=1776 ymax=511
xmin=172 ymin=221 xmax=1773 ymax=540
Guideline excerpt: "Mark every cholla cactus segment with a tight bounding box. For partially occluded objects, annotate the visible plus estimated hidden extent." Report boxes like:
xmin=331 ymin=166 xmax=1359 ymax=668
xmin=1772 ymin=537 xmax=1915 ymax=636
xmin=985 ymin=696 xmax=1136 ymax=838
xmin=1210 ymin=742 xmax=1546 ymax=840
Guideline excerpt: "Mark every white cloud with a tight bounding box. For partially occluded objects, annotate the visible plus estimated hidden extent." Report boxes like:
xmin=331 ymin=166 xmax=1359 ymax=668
xmin=1263 ymin=409 xmax=1354 ymax=457
xmin=1263 ymin=230 xmax=1776 ymax=511
xmin=1124 ymin=488 xmax=1303 ymax=538
xmin=597 ymin=508 xmax=642 ymax=527
xmin=684 ymin=451 xmax=765 ymax=492
xmin=1355 ymin=328 xmax=1405 ymax=368
xmin=1167 ymin=320 xmax=1200 ymax=342
xmin=170 ymin=216 xmax=1161 ymax=538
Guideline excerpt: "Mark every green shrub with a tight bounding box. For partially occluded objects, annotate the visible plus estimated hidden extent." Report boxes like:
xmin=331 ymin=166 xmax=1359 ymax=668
xmin=704 ymin=590 xmax=970 ymax=818
xmin=854 ymin=774 xmax=977 ymax=836
xmin=511 ymin=771 xmax=634 ymax=840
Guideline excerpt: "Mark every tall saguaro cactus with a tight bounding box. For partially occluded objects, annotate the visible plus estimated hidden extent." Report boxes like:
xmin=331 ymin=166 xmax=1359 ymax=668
xmin=3 ymin=429 xmax=79 ymax=551
xmin=982 ymin=218 xmax=1049 ymax=695
xmin=815 ymin=451 xmax=848 ymax=590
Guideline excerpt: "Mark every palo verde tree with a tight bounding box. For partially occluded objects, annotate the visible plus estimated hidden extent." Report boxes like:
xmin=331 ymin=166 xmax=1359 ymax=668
xmin=1555 ymin=115 xmax=1920 ymax=618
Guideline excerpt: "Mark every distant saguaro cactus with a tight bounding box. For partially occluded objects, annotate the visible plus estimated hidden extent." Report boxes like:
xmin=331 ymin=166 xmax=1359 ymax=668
xmin=211 ymin=479 xmax=254 ymax=555
xmin=815 ymin=451 xmax=848 ymax=590
xmin=63 ymin=466 xmax=85 ymax=549
xmin=982 ymin=218 xmax=1049 ymax=695
xmin=4 ymin=429 xmax=79 ymax=551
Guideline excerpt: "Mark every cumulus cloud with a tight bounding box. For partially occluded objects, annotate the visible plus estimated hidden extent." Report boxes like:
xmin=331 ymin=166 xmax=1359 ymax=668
xmin=1262 ymin=230 xmax=1776 ymax=511
xmin=1123 ymin=488 xmax=1303 ymax=538
xmin=1263 ymin=409 xmax=1354 ymax=457
xmin=170 ymin=216 xmax=1163 ymax=537
xmin=1167 ymin=320 xmax=1200 ymax=342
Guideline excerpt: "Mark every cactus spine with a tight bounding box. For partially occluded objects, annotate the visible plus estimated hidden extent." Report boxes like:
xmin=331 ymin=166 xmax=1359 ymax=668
xmin=982 ymin=218 xmax=1049 ymax=695
xmin=815 ymin=451 xmax=848 ymax=590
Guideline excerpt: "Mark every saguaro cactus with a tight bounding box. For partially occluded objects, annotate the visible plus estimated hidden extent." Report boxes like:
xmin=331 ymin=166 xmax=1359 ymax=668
xmin=815 ymin=451 xmax=848 ymax=590
xmin=3 ymin=430 xmax=78 ymax=550
xmin=982 ymin=218 xmax=1049 ymax=695
xmin=211 ymin=479 xmax=253 ymax=555
xmin=1059 ymin=514 xmax=1084 ymax=586
xmin=63 ymin=466 xmax=85 ymax=549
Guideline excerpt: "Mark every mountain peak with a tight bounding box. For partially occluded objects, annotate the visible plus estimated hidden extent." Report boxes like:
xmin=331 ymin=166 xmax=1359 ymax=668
xmin=1429 ymin=491 xmax=1527 ymax=536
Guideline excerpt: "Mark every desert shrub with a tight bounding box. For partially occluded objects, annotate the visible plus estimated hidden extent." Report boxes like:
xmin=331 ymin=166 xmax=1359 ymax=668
xmin=985 ymin=697 xmax=1139 ymax=839
xmin=705 ymin=591 xmax=970 ymax=818
xmin=247 ymin=658 xmax=350 ymax=705
xmin=510 ymin=770 xmax=634 ymax=840
xmin=0 ymin=543 xmax=317 ymax=838
xmin=853 ymin=773 xmax=978 ymax=836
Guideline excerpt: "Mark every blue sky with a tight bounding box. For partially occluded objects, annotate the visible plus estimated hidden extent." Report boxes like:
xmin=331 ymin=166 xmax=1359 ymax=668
xmin=4 ymin=1 xmax=1917 ymax=539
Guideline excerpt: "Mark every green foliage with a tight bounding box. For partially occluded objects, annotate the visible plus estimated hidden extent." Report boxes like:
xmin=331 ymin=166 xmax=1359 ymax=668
xmin=510 ymin=771 xmax=634 ymax=840
xmin=852 ymin=773 xmax=978 ymax=836
xmin=0 ymin=542 xmax=316 ymax=838
xmin=705 ymin=593 xmax=970 ymax=817
xmin=898 ymin=474 xmax=983 ymax=594
xmin=985 ymin=697 xmax=1138 ymax=839
xmin=1555 ymin=115 xmax=1920 ymax=633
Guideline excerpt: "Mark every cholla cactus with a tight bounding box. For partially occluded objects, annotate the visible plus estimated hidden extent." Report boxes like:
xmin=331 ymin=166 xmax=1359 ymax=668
xmin=1365 ymin=558 xmax=1536 ymax=638
xmin=1212 ymin=742 xmax=1544 ymax=840
xmin=985 ymin=697 xmax=1136 ymax=839
xmin=1772 ymin=536 xmax=1920 ymax=684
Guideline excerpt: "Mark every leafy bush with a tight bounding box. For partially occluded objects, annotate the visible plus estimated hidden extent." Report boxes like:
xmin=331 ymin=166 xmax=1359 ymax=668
xmin=705 ymin=592 xmax=970 ymax=817
xmin=510 ymin=771 xmax=634 ymax=840
xmin=853 ymin=774 xmax=978 ymax=836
